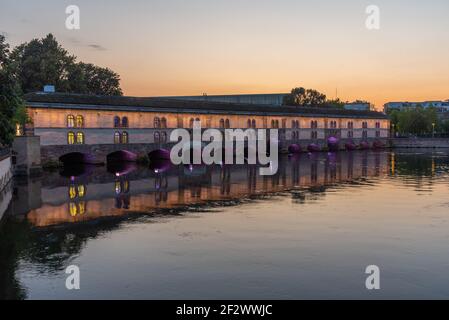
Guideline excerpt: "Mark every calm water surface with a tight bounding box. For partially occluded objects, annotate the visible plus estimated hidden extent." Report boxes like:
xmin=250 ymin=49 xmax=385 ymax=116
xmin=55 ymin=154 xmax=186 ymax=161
xmin=1 ymin=149 xmax=449 ymax=299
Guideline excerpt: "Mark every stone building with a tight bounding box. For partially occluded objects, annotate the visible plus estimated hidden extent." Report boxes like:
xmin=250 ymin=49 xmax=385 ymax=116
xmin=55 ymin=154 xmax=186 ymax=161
xmin=22 ymin=92 xmax=390 ymax=164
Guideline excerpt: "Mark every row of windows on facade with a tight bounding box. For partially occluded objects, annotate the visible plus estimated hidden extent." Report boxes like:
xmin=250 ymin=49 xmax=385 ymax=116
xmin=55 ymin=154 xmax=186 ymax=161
xmin=69 ymin=128 xmax=383 ymax=144
xmin=67 ymin=131 xmax=129 ymax=144
xmin=66 ymin=115 xmax=382 ymax=129
xmin=67 ymin=131 xmax=170 ymax=144
xmin=290 ymin=129 xmax=382 ymax=140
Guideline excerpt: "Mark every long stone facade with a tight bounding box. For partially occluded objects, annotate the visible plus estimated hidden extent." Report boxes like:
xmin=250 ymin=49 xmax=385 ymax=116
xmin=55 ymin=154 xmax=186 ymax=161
xmin=23 ymin=92 xmax=390 ymax=164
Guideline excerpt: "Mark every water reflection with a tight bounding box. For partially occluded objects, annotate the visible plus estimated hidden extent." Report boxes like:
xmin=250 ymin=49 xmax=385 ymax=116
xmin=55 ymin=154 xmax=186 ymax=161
xmin=6 ymin=150 xmax=442 ymax=227
xmin=1 ymin=149 xmax=449 ymax=299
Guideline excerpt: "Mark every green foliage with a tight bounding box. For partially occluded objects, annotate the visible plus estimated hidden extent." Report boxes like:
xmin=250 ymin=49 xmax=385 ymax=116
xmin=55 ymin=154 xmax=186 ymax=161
xmin=325 ymin=98 xmax=345 ymax=109
xmin=440 ymin=120 xmax=449 ymax=134
xmin=0 ymin=34 xmax=25 ymax=146
xmin=283 ymin=87 xmax=327 ymax=106
xmin=9 ymin=34 xmax=122 ymax=96
xmin=68 ymin=62 xmax=122 ymax=96
xmin=0 ymin=34 xmax=122 ymax=145
xmin=388 ymin=106 xmax=439 ymax=135
xmin=283 ymin=87 xmax=347 ymax=108
xmin=9 ymin=34 xmax=75 ymax=93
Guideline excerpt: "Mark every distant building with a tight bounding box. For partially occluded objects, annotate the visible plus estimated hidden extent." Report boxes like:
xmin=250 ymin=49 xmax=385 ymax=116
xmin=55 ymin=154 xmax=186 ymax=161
xmin=384 ymin=101 xmax=449 ymax=113
xmin=344 ymin=102 xmax=372 ymax=111
xmin=158 ymin=93 xmax=289 ymax=106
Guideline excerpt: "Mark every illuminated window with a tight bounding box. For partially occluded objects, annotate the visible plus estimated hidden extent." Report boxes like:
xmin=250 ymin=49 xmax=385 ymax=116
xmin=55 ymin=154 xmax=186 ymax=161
xmin=76 ymin=132 xmax=84 ymax=144
xmin=67 ymin=132 xmax=75 ymax=145
xmin=115 ymin=181 xmax=121 ymax=195
xmin=114 ymin=131 xmax=121 ymax=144
xmin=122 ymin=117 xmax=128 ymax=128
xmin=67 ymin=115 xmax=75 ymax=128
xmin=16 ymin=124 xmax=23 ymax=136
xmin=78 ymin=201 xmax=86 ymax=215
xmin=121 ymin=131 xmax=129 ymax=144
xmin=76 ymin=115 xmax=84 ymax=128
xmin=69 ymin=202 xmax=78 ymax=216
xmin=122 ymin=180 xmax=130 ymax=193
xmin=69 ymin=185 xmax=77 ymax=199
xmin=114 ymin=116 xmax=121 ymax=128
xmin=77 ymin=185 xmax=85 ymax=198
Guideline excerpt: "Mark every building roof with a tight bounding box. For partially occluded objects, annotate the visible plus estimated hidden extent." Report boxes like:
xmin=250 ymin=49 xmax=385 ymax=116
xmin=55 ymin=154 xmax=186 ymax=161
xmin=24 ymin=92 xmax=388 ymax=119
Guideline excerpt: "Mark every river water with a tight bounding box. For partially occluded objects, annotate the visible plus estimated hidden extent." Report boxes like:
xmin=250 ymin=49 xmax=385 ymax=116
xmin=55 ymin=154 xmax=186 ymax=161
xmin=1 ymin=149 xmax=449 ymax=299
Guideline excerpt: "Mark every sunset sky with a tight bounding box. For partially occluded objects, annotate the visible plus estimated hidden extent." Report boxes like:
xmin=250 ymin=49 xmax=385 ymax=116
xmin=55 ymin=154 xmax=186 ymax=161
xmin=1 ymin=0 xmax=449 ymax=109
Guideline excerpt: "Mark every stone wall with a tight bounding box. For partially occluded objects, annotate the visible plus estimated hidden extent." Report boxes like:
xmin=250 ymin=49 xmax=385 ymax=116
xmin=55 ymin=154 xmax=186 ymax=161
xmin=41 ymin=142 xmax=176 ymax=164
xmin=12 ymin=136 xmax=42 ymax=176
xmin=392 ymin=138 xmax=449 ymax=148
xmin=0 ymin=153 xmax=13 ymax=192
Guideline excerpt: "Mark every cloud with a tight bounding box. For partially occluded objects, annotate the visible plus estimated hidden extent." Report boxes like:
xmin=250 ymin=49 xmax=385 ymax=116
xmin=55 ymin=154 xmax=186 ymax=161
xmin=65 ymin=37 xmax=107 ymax=51
xmin=87 ymin=44 xmax=106 ymax=51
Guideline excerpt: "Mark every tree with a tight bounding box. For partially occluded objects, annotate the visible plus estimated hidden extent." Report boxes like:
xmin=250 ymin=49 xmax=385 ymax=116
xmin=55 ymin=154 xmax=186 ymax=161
xmin=9 ymin=34 xmax=75 ymax=93
xmin=283 ymin=87 xmax=327 ymax=106
xmin=9 ymin=34 xmax=122 ymax=96
xmin=325 ymin=98 xmax=345 ymax=109
xmin=68 ymin=63 xmax=122 ymax=96
xmin=440 ymin=120 xmax=449 ymax=134
xmin=391 ymin=106 xmax=439 ymax=136
xmin=0 ymin=35 xmax=25 ymax=146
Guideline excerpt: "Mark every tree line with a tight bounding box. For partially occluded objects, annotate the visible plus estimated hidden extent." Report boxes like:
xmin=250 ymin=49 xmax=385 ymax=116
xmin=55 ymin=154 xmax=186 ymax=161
xmin=283 ymin=87 xmax=348 ymax=109
xmin=388 ymin=107 xmax=449 ymax=136
xmin=0 ymin=33 xmax=123 ymax=146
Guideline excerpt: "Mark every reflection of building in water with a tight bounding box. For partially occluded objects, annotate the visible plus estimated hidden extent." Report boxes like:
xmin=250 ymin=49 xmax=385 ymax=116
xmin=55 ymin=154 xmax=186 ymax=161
xmin=114 ymin=180 xmax=130 ymax=209
xmin=68 ymin=183 xmax=86 ymax=216
xmin=23 ymin=152 xmax=390 ymax=227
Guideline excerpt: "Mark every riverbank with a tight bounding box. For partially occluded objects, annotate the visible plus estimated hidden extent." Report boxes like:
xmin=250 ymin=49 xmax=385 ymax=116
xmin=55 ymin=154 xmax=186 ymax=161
xmin=392 ymin=138 xmax=449 ymax=148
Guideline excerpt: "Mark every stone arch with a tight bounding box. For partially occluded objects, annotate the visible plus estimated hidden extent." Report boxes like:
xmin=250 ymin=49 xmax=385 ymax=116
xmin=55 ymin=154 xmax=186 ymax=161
xmin=59 ymin=152 xmax=96 ymax=165
xmin=148 ymin=148 xmax=171 ymax=161
xmin=106 ymin=150 xmax=137 ymax=163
